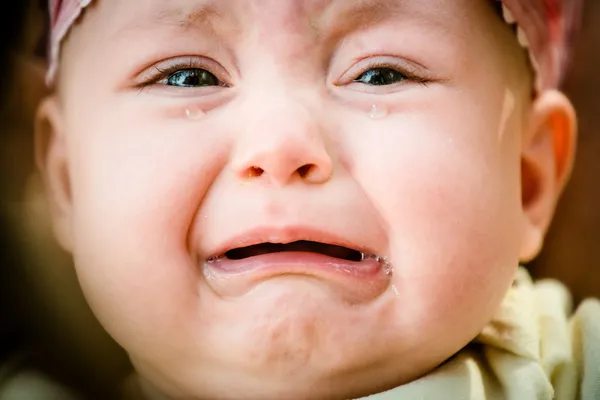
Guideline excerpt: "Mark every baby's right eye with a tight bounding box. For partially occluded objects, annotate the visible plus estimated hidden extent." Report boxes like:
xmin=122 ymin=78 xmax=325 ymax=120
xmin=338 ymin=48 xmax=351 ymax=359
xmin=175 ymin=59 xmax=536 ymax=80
xmin=161 ymin=69 xmax=222 ymax=88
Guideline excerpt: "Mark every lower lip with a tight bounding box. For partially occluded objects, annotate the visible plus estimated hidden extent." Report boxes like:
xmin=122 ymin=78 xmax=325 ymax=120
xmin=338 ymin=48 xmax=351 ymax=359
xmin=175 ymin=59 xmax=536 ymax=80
xmin=201 ymin=252 xmax=392 ymax=304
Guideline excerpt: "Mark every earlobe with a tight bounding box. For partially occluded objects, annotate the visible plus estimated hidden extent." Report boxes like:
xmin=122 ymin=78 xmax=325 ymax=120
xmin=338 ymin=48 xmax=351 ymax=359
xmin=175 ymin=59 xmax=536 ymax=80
xmin=519 ymin=90 xmax=577 ymax=262
xmin=35 ymin=96 xmax=74 ymax=252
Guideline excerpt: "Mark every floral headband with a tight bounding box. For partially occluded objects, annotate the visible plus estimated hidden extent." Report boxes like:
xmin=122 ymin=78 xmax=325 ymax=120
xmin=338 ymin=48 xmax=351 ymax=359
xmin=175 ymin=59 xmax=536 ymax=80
xmin=47 ymin=0 xmax=583 ymax=90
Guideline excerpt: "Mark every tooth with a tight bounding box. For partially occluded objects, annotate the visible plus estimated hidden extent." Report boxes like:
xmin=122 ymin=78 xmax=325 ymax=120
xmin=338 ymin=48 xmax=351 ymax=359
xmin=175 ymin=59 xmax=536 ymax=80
xmin=361 ymin=253 xmax=375 ymax=261
xmin=206 ymin=255 xmax=226 ymax=263
xmin=517 ymin=27 xmax=529 ymax=48
xmin=502 ymin=4 xmax=516 ymax=24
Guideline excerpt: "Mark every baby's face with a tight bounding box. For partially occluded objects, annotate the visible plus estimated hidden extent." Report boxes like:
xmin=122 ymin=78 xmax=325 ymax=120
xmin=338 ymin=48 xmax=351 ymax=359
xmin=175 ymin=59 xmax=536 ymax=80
xmin=47 ymin=0 xmax=543 ymax=398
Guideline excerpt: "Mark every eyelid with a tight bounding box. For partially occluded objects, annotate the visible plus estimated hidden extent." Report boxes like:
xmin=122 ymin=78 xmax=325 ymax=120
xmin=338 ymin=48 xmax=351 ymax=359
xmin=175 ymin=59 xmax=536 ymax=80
xmin=136 ymin=56 xmax=232 ymax=87
xmin=336 ymin=56 xmax=433 ymax=86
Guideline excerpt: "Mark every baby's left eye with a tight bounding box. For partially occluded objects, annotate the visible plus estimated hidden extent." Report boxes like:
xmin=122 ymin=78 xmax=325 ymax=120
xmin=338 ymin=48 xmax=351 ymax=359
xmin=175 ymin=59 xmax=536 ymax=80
xmin=162 ymin=68 xmax=221 ymax=87
xmin=353 ymin=68 xmax=407 ymax=86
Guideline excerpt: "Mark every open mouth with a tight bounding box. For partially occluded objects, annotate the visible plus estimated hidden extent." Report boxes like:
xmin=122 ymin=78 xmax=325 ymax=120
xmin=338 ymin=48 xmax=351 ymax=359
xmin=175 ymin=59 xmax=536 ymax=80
xmin=224 ymin=241 xmax=364 ymax=262
xmin=202 ymin=239 xmax=393 ymax=303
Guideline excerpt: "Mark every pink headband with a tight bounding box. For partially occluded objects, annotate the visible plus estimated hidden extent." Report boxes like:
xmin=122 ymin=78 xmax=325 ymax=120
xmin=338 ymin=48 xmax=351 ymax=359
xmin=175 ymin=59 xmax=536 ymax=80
xmin=498 ymin=0 xmax=583 ymax=90
xmin=48 ymin=0 xmax=92 ymax=84
xmin=47 ymin=0 xmax=583 ymax=90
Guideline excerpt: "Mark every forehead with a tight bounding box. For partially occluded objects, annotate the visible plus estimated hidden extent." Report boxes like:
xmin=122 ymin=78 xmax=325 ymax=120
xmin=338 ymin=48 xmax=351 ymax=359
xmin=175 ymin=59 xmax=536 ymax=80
xmin=123 ymin=0 xmax=412 ymax=24
xmin=97 ymin=0 xmax=487 ymax=40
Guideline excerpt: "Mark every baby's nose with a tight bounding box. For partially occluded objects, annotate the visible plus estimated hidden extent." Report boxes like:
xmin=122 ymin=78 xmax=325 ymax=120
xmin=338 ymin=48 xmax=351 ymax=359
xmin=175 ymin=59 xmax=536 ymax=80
xmin=230 ymin=104 xmax=333 ymax=187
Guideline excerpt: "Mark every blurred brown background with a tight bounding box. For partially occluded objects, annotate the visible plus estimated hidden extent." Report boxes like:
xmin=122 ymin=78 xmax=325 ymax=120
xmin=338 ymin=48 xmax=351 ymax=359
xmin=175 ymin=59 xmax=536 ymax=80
xmin=532 ymin=0 xmax=600 ymax=305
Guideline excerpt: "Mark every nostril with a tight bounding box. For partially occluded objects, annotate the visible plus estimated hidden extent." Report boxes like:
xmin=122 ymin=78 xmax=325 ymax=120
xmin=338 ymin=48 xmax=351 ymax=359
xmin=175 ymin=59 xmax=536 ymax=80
xmin=297 ymin=164 xmax=314 ymax=178
xmin=247 ymin=166 xmax=264 ymax=178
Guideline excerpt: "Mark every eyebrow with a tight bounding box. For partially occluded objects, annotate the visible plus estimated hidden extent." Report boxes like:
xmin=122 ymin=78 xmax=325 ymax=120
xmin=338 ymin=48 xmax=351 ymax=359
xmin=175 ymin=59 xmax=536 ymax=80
xmin=118 ymin=0 xmax=440 ymax=52
xmin=154 ymin=3 xmax=219 ymax=30
xmin=119 ymin=0 xmax=239 ymax=39
xmin=316 ymin=0 xmax=408 ymax=42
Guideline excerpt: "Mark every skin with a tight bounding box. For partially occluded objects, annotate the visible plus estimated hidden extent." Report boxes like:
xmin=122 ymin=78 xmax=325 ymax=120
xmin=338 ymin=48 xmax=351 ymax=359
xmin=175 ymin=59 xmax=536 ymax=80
xmin=36 ymin=0 xmax=577 ymax=398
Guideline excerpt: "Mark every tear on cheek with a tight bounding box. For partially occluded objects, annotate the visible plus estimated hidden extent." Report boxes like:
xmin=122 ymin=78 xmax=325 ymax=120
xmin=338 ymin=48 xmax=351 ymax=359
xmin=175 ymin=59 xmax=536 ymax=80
xmin=162 ymin=105 xmax=208 ymax=120
xmin=497 ymin=89 xmax=516 ymax=141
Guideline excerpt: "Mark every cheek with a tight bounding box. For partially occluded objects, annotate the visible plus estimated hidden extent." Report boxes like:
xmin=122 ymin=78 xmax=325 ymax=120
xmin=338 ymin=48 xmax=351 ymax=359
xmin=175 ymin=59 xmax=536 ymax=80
xmin=348 ymin=99 xmax=523 ymax=328
xmin=65 ymin=106 xmax=229 ymax=338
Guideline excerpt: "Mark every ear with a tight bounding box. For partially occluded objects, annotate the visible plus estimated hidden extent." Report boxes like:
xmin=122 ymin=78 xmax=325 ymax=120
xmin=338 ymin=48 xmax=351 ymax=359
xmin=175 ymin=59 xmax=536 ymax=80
xmin=520 ymin=90 xmax=577 ymax=262
xmin=35 ymin=96 xmax=74 ymax=252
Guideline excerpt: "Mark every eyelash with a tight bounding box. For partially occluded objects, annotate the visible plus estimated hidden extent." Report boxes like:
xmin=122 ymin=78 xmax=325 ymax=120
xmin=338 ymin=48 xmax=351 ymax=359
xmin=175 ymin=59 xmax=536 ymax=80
xmin=137 ymin=58 xmax=229 ymax=90
xmin=136 ymin=57 xmax=431 ymax=91
xmin=348 ymin=59 xmax=431 ymax=87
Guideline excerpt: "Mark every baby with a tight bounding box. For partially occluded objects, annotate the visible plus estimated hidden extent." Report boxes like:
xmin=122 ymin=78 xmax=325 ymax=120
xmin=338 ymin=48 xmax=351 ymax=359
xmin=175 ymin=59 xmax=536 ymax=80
xmin=36 ymin=0 xmax=599 ymax=399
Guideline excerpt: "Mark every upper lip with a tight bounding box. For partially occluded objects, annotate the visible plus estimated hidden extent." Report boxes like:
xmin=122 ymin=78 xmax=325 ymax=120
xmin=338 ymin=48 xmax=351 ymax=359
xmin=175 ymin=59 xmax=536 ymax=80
xmin=204 ymin=225 xmax=378 ymax=260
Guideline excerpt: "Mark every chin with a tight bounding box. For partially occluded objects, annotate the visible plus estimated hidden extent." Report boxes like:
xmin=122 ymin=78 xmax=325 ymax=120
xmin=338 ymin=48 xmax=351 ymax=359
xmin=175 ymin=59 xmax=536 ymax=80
xmin=133 ymin=357 xmax=422 ymax=400
xmin=130 ymin=310 xmax=443 ymax=400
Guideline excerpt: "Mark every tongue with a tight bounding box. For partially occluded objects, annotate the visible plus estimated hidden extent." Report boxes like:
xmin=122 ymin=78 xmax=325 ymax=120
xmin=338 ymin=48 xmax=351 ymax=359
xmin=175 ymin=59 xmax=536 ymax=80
xmin=225 ymin=241 xmax=362 ymax=262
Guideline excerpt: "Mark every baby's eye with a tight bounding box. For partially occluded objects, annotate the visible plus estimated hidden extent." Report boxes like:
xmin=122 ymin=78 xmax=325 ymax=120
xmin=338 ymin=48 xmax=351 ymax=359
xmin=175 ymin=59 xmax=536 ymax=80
xmin=163 ymin=69 xmax=221 ymax=87
xmin=353 ymin=68 xmax=407 ymax=86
